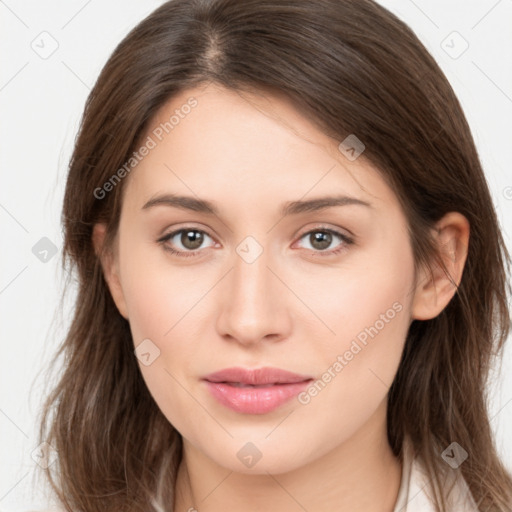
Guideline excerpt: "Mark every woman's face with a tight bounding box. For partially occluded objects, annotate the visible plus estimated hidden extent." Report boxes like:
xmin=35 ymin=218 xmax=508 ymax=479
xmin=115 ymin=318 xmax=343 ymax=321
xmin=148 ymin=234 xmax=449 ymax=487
xmin=99 ymin=82 xmax=420 ymax=474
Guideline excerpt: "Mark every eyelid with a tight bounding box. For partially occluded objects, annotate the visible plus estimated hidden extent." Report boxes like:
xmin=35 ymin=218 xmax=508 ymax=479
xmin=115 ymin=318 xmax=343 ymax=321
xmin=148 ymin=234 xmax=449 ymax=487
xmin=158 ymin=226 xmax=217 ymax=245
xmin=294 ymin=223 xmax=353 ymax=240
xmin=293 ymin=222 xmax=355 ymax=240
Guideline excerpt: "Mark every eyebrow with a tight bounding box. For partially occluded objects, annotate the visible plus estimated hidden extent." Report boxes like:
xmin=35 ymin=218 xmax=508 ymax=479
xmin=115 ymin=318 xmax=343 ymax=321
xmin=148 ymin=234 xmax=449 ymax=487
xmin=141 ymin=193 xmax=372 ymax=216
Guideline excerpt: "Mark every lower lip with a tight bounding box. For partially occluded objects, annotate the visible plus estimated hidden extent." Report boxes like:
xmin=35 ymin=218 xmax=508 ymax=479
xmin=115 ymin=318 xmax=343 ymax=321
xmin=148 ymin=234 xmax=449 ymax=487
xmin=204 ymin=380 xmax=312 ymax=414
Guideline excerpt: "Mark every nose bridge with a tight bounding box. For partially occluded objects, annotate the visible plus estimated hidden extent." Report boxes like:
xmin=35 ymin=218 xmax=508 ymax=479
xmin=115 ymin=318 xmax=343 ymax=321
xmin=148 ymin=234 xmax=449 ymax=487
xmin=233 ymin=244 xmax=271 ymax=304
xmin=216 ymin=239 xmax=290 ymax=344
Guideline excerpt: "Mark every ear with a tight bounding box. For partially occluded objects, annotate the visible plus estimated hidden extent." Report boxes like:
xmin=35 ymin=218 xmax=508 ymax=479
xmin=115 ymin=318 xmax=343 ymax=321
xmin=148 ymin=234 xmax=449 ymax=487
xmin=92 ymin=223 xmax=129 ymax=320
xmin=411 ymin=212 xmax=470 ymax=321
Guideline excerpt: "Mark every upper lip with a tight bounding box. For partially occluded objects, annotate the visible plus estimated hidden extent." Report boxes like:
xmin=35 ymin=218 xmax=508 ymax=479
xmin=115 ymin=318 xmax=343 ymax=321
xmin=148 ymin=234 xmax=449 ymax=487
xmin=203 ymin=367 xmax=313 ymax=385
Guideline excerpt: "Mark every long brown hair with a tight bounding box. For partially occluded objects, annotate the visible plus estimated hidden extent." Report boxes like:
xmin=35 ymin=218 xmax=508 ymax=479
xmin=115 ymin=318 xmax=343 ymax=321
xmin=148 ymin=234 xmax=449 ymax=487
xmin=36 ymin=0 xmax=512 ymax=510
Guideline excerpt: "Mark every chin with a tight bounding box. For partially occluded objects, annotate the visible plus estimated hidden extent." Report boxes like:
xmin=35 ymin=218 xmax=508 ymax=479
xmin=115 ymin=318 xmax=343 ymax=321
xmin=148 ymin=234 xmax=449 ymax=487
xmin=200 ymin=435 xmax=322 ymax=475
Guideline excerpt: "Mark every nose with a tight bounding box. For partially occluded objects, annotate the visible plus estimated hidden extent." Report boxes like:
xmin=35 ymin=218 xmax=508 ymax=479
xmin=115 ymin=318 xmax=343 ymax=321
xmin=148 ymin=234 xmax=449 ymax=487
xmin=215 ymin=243 xmax=292 ymax=347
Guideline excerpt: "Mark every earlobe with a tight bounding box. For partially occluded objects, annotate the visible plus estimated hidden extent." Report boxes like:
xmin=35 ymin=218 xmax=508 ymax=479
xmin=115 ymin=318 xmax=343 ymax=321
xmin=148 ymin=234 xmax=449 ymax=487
xmin=411 ymin=212 xmax=470 ymax=321
xmin=92 ymin=223 xmax=129 ymax=320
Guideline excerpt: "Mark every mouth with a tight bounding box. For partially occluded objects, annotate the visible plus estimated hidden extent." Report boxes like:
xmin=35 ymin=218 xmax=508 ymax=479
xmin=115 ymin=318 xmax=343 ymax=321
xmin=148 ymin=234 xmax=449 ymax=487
xmin=222 ymin=382 xmax=286 ymax=388
xmin=203 ymin=367 xmax=313 ymax=414
xmin=203 ymin=366 xmax=313 ymax=386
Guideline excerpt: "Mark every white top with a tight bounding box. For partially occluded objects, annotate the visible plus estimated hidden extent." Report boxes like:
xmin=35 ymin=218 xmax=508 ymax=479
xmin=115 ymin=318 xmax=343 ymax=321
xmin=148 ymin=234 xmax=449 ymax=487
xmin=393 ymin=437 xmax=478 ymax=511
xmin=28 ymin=439 xmax=479 ymax=512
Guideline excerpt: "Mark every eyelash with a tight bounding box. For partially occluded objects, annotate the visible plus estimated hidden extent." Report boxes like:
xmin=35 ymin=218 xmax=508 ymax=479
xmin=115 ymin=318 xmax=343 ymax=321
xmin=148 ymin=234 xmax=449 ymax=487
xmin=157 ymin=226 xmax=354 ymax=258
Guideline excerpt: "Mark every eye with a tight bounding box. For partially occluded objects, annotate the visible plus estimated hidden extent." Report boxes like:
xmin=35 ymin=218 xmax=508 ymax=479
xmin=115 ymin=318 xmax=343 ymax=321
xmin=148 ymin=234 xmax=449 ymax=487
xmin=295 ymin=227 xmax=354 ymax=255
xmin=157 ymin=228 xmax=216 ymax=257
xmin=158 ymin=226 xmax=354 ymax=258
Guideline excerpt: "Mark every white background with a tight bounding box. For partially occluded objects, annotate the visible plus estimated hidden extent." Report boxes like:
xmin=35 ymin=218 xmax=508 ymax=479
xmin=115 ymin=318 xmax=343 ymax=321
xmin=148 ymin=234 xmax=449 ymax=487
xmin=1 ymin=0 xmax=511 ymax=509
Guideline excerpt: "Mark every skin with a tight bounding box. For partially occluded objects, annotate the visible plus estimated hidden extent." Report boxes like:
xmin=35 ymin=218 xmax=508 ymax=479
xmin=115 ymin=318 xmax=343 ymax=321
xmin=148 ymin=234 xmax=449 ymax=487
xmin=93 ymin=82 xmax=469 ymax=511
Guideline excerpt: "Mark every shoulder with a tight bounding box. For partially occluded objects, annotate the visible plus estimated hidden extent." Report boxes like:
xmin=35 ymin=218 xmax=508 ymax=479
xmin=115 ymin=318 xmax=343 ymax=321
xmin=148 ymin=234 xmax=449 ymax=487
xmin=393 ymin=438 xmax=479 ymax=512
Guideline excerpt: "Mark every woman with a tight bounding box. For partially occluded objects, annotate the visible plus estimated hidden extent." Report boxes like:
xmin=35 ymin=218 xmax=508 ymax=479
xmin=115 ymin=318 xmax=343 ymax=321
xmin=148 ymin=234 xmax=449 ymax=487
xmin=35 ymin=0 xmax=512 ymax=510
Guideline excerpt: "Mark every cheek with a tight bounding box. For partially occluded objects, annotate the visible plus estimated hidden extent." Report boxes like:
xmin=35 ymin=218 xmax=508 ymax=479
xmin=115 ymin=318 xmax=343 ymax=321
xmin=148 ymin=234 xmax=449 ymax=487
xmin=296 ymin=238 xmax=414 ymax=417
xmin=118 ymin=237 xmax=201 ymax=343
xmin=298 ymin=243 xmax=413 ymax=351
xmin=117 ymin=243 xmax=206 ymax=436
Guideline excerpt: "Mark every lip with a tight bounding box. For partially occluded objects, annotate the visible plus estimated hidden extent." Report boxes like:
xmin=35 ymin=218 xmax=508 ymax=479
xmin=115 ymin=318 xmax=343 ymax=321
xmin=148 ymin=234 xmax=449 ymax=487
xmin=203 ymin=367 xmax=313 ymax=414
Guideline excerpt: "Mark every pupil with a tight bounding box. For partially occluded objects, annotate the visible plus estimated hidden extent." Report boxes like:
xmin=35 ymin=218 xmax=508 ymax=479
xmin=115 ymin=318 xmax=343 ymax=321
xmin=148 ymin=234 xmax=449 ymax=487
xmin=311 ymin=231 xmax=331 ymax=250
xmin=182 ymin=230 xmax=203 ymax=249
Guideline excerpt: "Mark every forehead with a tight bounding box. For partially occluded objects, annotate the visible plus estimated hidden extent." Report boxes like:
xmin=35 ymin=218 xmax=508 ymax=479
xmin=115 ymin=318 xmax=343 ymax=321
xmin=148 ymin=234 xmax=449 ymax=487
xmin=122 ymin=83 xmax=397 ymax=215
